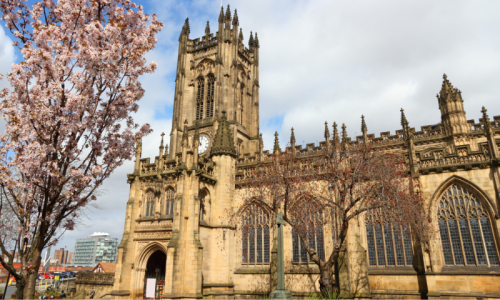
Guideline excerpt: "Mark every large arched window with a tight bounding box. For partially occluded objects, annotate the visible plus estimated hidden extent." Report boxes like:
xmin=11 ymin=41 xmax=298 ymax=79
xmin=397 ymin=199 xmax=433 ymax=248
xmin=196 ymin=77 xmax=205 ymax=120
xmin=241 ymin=206 xmax=270 ymax=265
xmin=292 ymin=211 xmax=325 ymax=264
xmin=437 ymin=184 xmax=499 ymax=266
xmin=366 ymin=220 xmax=413 ymax=267
xmin=165 ymin=188 xmax=174 ymax=216
xmin=206 ymin=75 xmax=215 ymax=118
xmin=145 ymin=191 xmax=155 ymax=217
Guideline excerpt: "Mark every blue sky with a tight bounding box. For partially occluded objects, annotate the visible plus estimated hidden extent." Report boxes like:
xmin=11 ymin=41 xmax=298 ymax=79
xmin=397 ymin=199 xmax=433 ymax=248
xmin=1 ymin=0 xmax=500 ymax=259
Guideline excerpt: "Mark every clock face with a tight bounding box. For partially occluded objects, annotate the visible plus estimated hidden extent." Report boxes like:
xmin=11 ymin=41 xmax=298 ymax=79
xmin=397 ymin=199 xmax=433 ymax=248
xmin=198 ymin=135 xmax=209 ymax=154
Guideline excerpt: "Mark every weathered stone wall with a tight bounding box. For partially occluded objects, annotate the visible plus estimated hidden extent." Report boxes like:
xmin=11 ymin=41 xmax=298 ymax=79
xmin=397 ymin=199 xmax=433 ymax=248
xmin=75 ymin=273 xmax=115 ymax=299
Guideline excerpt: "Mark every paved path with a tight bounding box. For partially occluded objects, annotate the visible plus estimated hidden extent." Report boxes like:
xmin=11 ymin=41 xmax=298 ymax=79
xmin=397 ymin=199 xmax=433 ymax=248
xmin=3 ymin=278 xmax=75 ymax=298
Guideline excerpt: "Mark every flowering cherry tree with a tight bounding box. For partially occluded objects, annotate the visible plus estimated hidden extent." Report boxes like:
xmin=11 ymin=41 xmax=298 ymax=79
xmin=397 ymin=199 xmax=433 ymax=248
xmin=236 ymin=124 xmax=429 ymax=297
xmin=0 ymin=0 xmax=163 ymax=298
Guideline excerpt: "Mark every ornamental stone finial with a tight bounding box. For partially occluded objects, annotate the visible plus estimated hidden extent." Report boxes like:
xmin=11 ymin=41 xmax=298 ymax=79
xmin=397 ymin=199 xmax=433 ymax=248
xmin=273 ymin=131 xmax=281 ymax=154
xmin=324 ymin=121 xmax=330 ymax=140
xmin=361 ymin=115 xmax=367 ymax=134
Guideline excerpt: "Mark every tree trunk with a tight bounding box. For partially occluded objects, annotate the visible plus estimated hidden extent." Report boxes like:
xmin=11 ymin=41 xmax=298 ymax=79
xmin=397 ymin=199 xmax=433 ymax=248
xmin=14 ymin=278 xmax=25 ymax=299
xmin=25 ymin=247 xmax=43 ymax=299
xmin=318 ymin=266 xmax=335 ymax=298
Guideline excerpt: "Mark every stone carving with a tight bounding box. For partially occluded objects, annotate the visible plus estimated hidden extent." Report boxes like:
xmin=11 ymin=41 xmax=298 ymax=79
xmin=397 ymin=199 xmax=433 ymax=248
xmin=135 ymin=231 xmax=172 ymax=239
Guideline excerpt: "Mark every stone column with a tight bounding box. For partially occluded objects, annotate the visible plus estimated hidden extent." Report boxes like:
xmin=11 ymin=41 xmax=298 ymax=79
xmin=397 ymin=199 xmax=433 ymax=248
xmin=269 ymin=212 xmax=292 ymax=299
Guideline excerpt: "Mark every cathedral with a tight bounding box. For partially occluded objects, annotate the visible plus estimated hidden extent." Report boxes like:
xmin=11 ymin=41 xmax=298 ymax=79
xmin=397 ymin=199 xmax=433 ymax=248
xmin=109 ymin=6 xmax=500 ymax=299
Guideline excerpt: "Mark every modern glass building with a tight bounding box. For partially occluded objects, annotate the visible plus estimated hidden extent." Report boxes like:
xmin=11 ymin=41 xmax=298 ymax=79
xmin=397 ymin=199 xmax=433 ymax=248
xmin=73 ymin=232 xmax=118 ymax=266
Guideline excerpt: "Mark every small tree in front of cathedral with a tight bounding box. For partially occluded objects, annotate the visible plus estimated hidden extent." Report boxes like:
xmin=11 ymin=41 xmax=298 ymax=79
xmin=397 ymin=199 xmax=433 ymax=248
xmin=0 ymin=0 xmax=163 ymax=298
xmin=235 ymin=123 xmax=429 ymax=297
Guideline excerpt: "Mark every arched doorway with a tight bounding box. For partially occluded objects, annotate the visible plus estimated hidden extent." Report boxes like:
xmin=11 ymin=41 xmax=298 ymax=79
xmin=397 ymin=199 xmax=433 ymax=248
xmin=143 ymin=250 xmax=166 ymax=299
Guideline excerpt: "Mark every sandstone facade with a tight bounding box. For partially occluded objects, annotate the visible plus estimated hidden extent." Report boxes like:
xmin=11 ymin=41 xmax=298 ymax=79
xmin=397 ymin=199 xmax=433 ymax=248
xmin=110 ymin=6 xmax=500 ymax=299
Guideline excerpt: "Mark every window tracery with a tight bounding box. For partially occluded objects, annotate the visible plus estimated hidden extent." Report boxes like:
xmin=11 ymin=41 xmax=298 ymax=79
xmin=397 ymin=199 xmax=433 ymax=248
xmin=196 ymin=77 xmax=205 ymax=120
xmin=241 ymin=206 xmax=270 ymax=265
xmin=437 ymin=184 xmax=499 ymax=266
xmin=165 ymin=188 xmax=174 ymax=216
xmin=366 ymin=214 xmax=414 ymax=267
xmin=292 ymin=211 xmax=325 ymax=264
xmin=206 ymin=75 xmax=215 ymax=118
xmin=145 ymin=191 xmax=155 ymax=217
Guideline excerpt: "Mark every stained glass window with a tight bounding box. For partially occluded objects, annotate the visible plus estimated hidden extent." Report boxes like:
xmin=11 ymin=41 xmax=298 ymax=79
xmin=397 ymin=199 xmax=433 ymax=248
xmin=241 ymin=206 xmax=270 ymax=265
xmin=196 ymin=77 xmax=205 ymax=120
xmin=165 ymin=188 xmax=174 ymax=216
xmin=437 ymin=184 xmax=499 ymax=266
xmin=292 ymin=212 xmax=325 ymax=264
xmin=366 ymin=221 xmax=414 ymax=267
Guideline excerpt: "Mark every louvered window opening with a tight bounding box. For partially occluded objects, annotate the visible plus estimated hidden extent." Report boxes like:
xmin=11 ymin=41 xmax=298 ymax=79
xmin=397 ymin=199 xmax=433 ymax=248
xmin=145 ymin=192 xmax=155 ymax=217
xmin=242 ymin=207 xmax=270 ymax=265
xmin=366 ymin=222 xmax=413 ymax=267
xmin=165 ymin=188 xmax=175 ymax=216
xmin=438 ymin=184 xmax=499 ymax=266
xmin=206 ymin=75 xmax=215 ymax=118
xmin=292 ymin=212 xmax=326 ymax=264
xmin=196 ymin=77 xmax=205 ymax=120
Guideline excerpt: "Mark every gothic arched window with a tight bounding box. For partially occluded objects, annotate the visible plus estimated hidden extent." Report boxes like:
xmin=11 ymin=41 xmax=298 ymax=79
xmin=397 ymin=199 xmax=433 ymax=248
xmin=437 ymin=184 xmax=499 ymax=266
xmin=165 ymin=188 xmax=174 ymax=216
xmin=196 ymin=77 xmax=205 ymax=120
xmin=145 ymin=191 xmax=155 ymax=217
xmin=366 ymin=220 xmax=413 ymax=267
xmin=206 ymin=75 xmax=215 ymax=118
xmin=240 ymin=85 xmax=244 ymax=125
xmin=242 ymin=206 xmax=270 ymax=265
xmin=292 ymin=211 xmax=325 ymax=264
xmin=199 ymin=189 xmax=208 ymax=222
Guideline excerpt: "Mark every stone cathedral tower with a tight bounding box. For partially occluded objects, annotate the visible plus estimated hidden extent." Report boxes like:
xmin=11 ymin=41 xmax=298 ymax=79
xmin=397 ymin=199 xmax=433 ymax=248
xmin=169 ymin=5 xmax=261 ymax=159
xmin=110 ymin=6 xmax=262 ymax=299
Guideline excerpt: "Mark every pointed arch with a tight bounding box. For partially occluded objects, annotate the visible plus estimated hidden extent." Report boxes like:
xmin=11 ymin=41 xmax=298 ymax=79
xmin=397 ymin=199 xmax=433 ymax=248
xmin=206 ymin=74 xmax=215 ymax=118
xmin=196 ymin=76 xmax=205 ymax=120
xmin=199 ymin=188 xmax=211 ymax=222
xmin=240 ymin=201 xmax=271 ymax=265
xmin=164 ymin=186 xmax=175 ymax=216
xmin=427 ymin=175 xmax=498 ymax=220
xmin=432 ymin=176 xmax=499 ymax=266
xmin=144 ymin=189 xmax=155 ymax=217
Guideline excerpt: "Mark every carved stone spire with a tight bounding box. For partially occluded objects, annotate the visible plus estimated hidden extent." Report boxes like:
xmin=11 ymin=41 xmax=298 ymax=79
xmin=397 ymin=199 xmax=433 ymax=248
xmin=232 ymin=9 xmax=239 ymax=26
xmin=179 ymin=18 xmax=190 ymax=41
xmin=249 ymin=31 xmax=254 ymax=47
xmin=437 ymin=74 xmax=470 ymax=135
xmin=259 ymin=133 xmax=264 ymax=155
xmin=290 ymin=127 xmax=296 ymax=145
xmin=225 ymin=4 xmax=231 ymax=22
xmin=481 ymin=106 xmax=493 ymax=133
xmin=273 ymin=131 xmax=281 ymax=154
xmin=239 ymin=28 xmax=243 ymax=42
xmin=400 ymin=108 xmax=408 ymax=128
xmin=164 ymin=143 xmax=169 ymax=157
xmin=205 ymin=21 xmax=210 ymax=38
xmin=254 ymin=32 xmax=259 ymax=48
xmin=341 ymin=123 xmax=348 ymax=143
xmin=361 ymin=115 xmax=367 ymax=134
xmin=210 ymin=111 xmax=237 ymax=158
xmin=181 ymin=119 xmax=189 ymax=147
xmin=332 ymin=122 xmax=339 ymax=147
xmin=324 ymin=121 xmax=330 ymax=141
xmin=218 ymin=6 xmax=224 ymax=23
xmin=159 ymin=132 xmax=165 ymax=158
xmin=481 ymin=106 xmax=499 ymax=160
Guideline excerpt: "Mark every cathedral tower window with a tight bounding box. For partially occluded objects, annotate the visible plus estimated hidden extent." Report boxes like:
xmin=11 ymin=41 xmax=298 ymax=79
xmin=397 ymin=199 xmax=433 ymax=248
xmin=196 ymin=77 xmax=205 ymax=120
xmin=437 ymin=184 xmax=499 ymax=266
xmin=165 ymin=188 xmax=174 ymax=216
xmin=206 ymin=75 xmax=215 ymax=118
xmin=366 ymin=220 xmax=413 ymax=267
xmin=145 ymin=191 xmax=155 ymax=217
xmin=292 ymin=211 xmax=325 ymax=264
xmin=199 ymin=189 xmax=208 ymax=221
xmin=242 ymin=205 xmax=270 ymax=265
xmin=240 ymin=85 xmax=244 ymax=125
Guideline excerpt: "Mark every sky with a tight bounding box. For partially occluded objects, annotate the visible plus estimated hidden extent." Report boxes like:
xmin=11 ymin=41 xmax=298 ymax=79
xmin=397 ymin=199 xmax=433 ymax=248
xmin=0 ymin=0 xmax=499 ymax=259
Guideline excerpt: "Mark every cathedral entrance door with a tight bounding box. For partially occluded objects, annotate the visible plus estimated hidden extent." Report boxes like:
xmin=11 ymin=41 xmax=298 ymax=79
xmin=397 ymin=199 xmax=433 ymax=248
xmin=143 ymin=250 xmax=166 ymax=300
